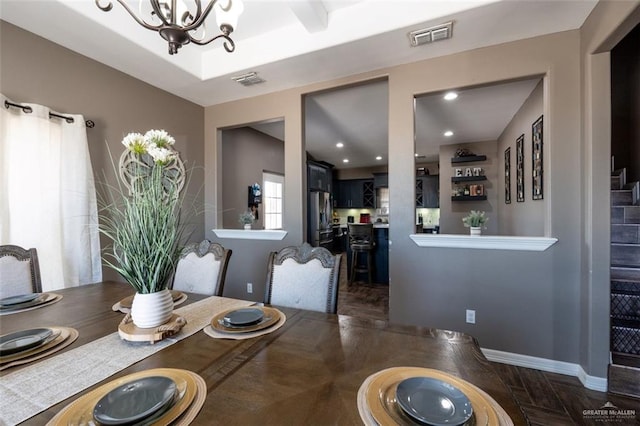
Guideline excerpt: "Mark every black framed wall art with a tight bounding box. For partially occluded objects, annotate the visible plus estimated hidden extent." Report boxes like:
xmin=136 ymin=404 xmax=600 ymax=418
xmin=516 ymin=134 xmax=524 ymax=202
xmin=532 ymin=115 xmax=544 ymax=200
xmin=504 ymin=147 xmax=511 ymax=204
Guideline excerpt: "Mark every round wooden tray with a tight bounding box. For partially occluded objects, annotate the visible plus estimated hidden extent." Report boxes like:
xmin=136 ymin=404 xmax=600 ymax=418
xmin=118 ymin=313 xmax=186 ymax=344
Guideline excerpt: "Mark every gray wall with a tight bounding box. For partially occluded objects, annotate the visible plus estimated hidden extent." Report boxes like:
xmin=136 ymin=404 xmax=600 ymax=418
xmin=0 ymin=21 xmax=206 ymax=282
xmin=221 ymin=127 xmax=284 ymax=229
xmin=497 ymin=80 xmax=545 ymax=236
xmin=388 ymin=30 xmax=582 ymax=369
xmin=203 ymin=24 xmax=615 ymax=380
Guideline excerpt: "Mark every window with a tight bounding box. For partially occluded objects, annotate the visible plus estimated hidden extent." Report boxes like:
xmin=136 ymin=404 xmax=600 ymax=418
xmin=263 ymin=172 xmax=284 ymax=230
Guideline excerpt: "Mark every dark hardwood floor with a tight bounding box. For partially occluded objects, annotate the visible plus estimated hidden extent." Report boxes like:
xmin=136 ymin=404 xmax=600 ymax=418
xmin=336 ymin=258 xmax=640 ymax=425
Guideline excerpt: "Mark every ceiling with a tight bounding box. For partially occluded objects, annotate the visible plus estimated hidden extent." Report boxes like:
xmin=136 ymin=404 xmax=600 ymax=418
xmin=414 ymin=77 xmax=542 ymax=162
xmin=268 ymin=76 xmax=540 ymax=170
xmin=1 ymin=0 xmax=597 ymax=169
xmin=1 ymin=0 xmax=596 ymax=107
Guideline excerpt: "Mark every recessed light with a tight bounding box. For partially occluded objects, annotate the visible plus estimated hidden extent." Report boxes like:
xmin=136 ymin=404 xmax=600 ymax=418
xmin=376 ymin=156 xmax=382 ymax=160
xmin=336 ymin=142 xmax=344 ymax=148
xmin=444 ymin=92 xmax=458 ymax=101
xmin=444 ymin=130 xmax=454 ymax=137
xmin=414 ymin=153 xmax=419 ymax=157
xmin=343 ymin=159 xmax=349 ymax=163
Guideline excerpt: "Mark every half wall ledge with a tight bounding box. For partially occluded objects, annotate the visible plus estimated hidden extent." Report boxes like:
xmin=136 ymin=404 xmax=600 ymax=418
xmin=409 ymin=234 xmax=558 ymax=251
xmin=212 ymin=229 xmax=288 ymax=241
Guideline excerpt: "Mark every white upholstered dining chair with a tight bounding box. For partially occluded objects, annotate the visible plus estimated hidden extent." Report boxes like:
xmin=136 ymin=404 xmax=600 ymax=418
xmin=0 ymin=244 xmax=43 ymax=298
xmin=171 ymin=240 xmax=231 ymax=296
xmin=264 ymin=243 xmax=342 ymax=314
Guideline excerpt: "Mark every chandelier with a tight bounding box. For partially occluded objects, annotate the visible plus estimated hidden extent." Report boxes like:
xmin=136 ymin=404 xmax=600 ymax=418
xmin=95 ymin=0 xmax=244 ymax=55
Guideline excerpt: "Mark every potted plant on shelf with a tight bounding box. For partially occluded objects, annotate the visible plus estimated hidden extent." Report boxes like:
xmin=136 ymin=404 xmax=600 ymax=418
xmin=99 ymin=130 xmax=187 ymax=328
xmin=239 ymin=210 xmax=255 ymax=230
xmin=462 ymin=210 xmax=488 ymax=236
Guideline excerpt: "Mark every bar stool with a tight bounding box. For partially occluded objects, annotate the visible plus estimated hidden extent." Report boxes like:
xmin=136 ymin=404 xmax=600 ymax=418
xmin=348 ymin=223 xmax=374 ymax=284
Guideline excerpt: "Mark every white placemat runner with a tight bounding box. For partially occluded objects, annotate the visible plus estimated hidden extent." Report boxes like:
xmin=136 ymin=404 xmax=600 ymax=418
xmin=0 ymin=296 xmax=254 ymax=425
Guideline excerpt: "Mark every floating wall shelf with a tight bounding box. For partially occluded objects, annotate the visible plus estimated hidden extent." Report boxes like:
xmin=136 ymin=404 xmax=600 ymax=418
xmin=451 ymin=155 xmax=487 ymax=164
xmin=451 ymin=176 xmax=488 ymax=183
xmin=451 ymin=195 xmax=487 ymax=201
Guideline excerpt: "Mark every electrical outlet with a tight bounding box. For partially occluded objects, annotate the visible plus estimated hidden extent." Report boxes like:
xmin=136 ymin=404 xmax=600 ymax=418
xmin=247 ymin=283 xmax=253 ymax=294
xmin=466 ymin=309 xmax=476 ymax=324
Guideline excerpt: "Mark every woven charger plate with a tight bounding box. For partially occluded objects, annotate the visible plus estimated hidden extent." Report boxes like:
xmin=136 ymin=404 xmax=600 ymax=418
xmin=204 ymin=309 xmax=286 ymax=340
xmin=364 ymin=367 xmax=500 ymax=426
xmin=46 ymin=368 xmax=206 ymax=426
xmin=210 ymin=306 xmax=281 ymax=334
xmin=0 ymin=327 xmax=78 ymax=370
xmin=0 ymin=293 xmax=62 ymax=316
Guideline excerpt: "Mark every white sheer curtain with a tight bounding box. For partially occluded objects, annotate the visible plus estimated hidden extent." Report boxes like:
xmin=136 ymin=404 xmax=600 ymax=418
xmin=0 ymin=94 xmax=102 ymax=290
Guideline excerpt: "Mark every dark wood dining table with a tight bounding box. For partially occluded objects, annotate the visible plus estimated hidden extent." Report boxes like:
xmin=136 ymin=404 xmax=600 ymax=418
xmin=1 ymin=282 xmax=527 ymax=425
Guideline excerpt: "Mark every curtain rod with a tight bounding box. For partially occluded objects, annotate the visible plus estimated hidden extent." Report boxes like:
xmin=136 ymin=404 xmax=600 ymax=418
xmin=3 ymin=100 xmax=95 ymax=128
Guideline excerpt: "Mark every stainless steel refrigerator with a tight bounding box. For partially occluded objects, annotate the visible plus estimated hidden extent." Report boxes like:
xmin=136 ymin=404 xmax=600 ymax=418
xmin=308 ymin=191 xmax=333 ymax=249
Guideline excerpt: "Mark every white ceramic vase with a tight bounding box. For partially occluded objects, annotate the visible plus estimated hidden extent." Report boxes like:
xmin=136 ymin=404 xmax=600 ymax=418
xmin=244 ymin=224 xmax=251 ymax=230
xmin=130 ymin=289 xmax=173 ymax=328
xmin=470 ymin=226 xmax=482 ymax=236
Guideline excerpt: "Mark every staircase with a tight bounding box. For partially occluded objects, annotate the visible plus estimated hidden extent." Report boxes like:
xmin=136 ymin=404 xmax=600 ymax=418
xmin=608 ymin=167 xmax=640 ymax=398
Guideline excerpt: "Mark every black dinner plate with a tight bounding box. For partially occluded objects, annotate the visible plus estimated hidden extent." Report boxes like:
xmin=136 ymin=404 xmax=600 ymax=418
xmin=395 ymin=377 xmax=473 ymax=426
xmin=0 ymin=328 xmax=53 ymax=356
xmin=0 ymin=293 xmax=40 ymax=307
xmin=223 ymin=308 xmax=264 ymax=326
xmin=93 ymin=376 xmax=177 ymax=425
xmin=0 ymin=294 xmax=48 ymax=311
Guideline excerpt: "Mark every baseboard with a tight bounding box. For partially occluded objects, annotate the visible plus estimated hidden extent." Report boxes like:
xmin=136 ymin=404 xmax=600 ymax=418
xmin=482 ymin=348 xmax=608 ymax=392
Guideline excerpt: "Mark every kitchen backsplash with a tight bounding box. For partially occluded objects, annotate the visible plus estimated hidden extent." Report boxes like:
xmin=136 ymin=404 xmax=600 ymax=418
xmin=416 ymin=208 xmax=440 ymax=226
xmin=334 ymin=208 xmax=377 ymax=223
xmin=333 ymin=208 xmax=440 ymax=225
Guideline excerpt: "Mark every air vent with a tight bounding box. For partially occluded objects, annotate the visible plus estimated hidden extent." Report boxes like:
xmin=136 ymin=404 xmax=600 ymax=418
xmin=408 ymin=21 xmax=453 ymax=47
xmin=231 ymin=72 xmax=265 ymax=86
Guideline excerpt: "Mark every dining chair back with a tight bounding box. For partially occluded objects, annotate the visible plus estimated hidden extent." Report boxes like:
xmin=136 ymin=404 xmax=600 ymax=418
xmin=0 ymin=244 xmax=43 ymax=297
xmin=172 ymin=240 xmax=231 ymax=296
xmin=264 ymin=242 xmax=341 ymax=314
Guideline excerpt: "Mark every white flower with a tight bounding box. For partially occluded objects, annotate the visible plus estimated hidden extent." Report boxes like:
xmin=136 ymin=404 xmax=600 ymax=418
xmin=147 ymin=145 xmax=176 ymax=164
xmin=122 ymin=133 xmax=147 ymax=154
xmin=144 ymin=129 xmax=175 ymax=148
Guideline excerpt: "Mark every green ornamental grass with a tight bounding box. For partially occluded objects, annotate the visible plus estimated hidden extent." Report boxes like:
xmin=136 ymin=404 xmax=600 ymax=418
xmin=99 ymin=130 xmax=186 ymax=294
xmin=462 ymin=210 xmax=488 ymax=228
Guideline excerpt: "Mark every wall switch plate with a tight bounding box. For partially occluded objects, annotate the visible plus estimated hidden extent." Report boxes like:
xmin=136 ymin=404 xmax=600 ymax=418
xmin=247 ymin=283 xmax=253 ymax=293
xmin=466 ymin=309 xmax=476 ymax=324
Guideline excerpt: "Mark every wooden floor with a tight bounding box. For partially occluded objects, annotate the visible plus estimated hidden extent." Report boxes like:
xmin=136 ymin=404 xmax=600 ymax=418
xmin=336 ymin=260 xmax=640 ymax=425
